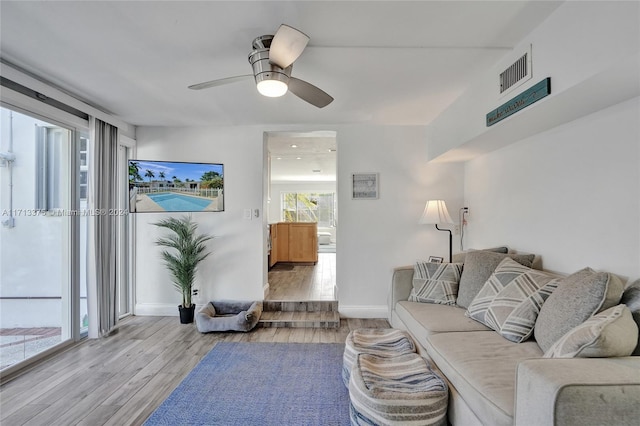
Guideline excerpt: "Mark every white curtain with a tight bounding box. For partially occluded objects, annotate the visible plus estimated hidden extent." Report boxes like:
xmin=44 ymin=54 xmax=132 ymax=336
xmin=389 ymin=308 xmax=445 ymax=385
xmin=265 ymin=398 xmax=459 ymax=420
xmin=87 ymin=117 xmax=119 ymax=338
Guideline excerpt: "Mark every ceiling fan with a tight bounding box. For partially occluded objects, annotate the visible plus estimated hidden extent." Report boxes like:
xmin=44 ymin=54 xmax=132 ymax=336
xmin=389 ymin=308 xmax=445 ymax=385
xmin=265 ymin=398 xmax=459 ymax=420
xmin=189 ymin=24 xmax=333 ymax=108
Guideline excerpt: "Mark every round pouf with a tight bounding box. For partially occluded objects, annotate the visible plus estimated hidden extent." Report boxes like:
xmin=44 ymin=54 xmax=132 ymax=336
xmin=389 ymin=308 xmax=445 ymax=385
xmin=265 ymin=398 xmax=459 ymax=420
xmin=342 ymin=328 xmax=416 ymax=387
xmin=349 ymin=353 xmax=449 ymax=426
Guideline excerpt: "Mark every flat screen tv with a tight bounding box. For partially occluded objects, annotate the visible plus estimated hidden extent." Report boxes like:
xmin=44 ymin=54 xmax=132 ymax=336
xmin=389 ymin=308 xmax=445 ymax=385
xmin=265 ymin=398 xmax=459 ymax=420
xmin=129 ymin=160 xmax=224 ymax=213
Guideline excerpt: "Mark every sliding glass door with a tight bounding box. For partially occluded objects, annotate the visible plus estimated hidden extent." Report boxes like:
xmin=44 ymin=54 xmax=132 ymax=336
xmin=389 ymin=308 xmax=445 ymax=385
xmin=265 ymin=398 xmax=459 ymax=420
xmin=0 ymin=106 xmax=86 ymax=370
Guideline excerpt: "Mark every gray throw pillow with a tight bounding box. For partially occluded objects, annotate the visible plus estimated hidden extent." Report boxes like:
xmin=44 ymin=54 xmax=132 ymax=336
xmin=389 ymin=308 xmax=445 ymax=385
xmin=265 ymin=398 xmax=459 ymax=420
xmin=451 ymin=246 xmax=509 ymax=264
xmin=534 ymin=268 xmax=625 ymax=352
xmin=620 ymin=279 xmax=640 ymax=355
xmin=543 ymin=304 xmax=638 ymax=358
xmin=456 ymin=251 xmax=535 ymax=309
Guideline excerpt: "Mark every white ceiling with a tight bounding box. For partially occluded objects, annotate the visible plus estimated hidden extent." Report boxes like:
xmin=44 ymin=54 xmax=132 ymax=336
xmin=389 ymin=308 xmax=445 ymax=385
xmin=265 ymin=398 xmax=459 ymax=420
xmin=0 ymin=1 xmax=563 ymax=182
xmin=268 ymin=131 xmax=337 ymax=182
xmin=0 ymin=0 xmax=562 ymax=128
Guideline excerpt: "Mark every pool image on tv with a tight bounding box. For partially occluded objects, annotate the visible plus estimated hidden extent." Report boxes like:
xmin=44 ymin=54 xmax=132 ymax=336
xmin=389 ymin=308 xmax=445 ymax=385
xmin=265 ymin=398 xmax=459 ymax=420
xmin=129 ymin=160 xmax=224 ymax=213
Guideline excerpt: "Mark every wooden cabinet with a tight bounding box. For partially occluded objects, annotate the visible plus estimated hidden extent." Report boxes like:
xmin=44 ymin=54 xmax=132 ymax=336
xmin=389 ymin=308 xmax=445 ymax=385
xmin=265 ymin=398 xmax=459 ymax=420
xmin=269 ymin=224 xmax=278 ymax=267
xmin=288 ymin=223 xmax=318 ymax=262
xmin=276 ymin=223 xmax=289 ymax=263
xmin=269 ymin=222 xmax=317 ymax=265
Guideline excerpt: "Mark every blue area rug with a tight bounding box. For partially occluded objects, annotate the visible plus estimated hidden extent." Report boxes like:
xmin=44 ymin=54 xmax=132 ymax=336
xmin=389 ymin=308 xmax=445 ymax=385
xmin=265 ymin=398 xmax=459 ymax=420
xmin=144 ymin=342 xmax=349 ymax=426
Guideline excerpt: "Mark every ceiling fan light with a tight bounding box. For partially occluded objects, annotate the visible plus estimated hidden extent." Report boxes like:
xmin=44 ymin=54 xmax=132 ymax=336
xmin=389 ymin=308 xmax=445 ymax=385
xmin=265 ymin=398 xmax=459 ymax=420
xmin=257 ymin=79 xmax=288 ymax=97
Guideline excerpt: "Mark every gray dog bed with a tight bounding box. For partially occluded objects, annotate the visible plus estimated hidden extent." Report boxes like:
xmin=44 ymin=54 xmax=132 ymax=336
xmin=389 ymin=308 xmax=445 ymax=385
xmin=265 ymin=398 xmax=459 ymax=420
xmin=195 ymin=300 xmax=263 ymax=333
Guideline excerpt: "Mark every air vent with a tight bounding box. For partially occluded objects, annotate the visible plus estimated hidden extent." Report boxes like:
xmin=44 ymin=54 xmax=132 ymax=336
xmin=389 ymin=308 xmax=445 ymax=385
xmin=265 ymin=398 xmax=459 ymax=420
xmin=499 ymin=45 xmax=532 ymax=96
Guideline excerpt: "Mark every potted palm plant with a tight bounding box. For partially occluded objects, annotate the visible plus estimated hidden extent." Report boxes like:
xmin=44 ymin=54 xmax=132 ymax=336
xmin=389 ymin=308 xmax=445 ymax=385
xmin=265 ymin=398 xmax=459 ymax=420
xmin=153 ymin=215 xmax=213 ymax=324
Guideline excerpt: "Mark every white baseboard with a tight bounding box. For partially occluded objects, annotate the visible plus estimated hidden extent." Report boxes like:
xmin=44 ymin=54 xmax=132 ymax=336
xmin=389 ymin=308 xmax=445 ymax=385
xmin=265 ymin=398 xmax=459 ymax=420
xmin=134 ymin=303 xmax=179 ymax=316
xmin=136 ymin=302 xmax=388 ymax=319
xmin=339 ymin=305 xmax=388 ymax=319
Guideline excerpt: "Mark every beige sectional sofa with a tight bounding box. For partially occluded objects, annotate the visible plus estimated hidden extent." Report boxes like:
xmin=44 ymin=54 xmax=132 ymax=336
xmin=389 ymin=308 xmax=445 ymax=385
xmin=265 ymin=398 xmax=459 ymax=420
xmin=388 ymin=252 xmax=640 ymax=426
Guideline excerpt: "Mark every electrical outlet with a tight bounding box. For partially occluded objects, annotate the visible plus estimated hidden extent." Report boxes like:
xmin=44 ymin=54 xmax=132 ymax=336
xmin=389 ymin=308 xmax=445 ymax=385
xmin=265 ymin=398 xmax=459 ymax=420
xmin=454 ymin=225 xmax=460 ymax=235
xmin=243 ymin=209 xmax=252 ymax=220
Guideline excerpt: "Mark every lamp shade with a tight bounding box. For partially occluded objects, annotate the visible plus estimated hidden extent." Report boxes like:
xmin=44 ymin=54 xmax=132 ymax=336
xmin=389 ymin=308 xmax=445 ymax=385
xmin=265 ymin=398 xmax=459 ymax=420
xmin=418 ymin=200 xmax=454 ymax=225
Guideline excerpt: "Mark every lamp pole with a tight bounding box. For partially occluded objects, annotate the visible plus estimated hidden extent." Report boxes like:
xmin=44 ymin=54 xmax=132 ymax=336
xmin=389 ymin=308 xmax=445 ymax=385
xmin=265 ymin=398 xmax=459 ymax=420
xmin=435 ymin=224 xmax=452 ymax=263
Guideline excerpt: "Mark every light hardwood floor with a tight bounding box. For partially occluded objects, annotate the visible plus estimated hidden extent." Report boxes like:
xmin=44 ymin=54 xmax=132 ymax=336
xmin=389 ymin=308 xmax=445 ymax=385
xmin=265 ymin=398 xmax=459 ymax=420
xmin=0 ymin=315 xmax=389 ymax=426
xmin=267 ymin=252 xmax=336 ymax=300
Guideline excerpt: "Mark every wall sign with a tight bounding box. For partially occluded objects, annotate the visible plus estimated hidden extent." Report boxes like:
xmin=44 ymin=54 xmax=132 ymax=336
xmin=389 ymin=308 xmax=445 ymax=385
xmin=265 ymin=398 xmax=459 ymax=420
xmin=486 ymin=77 xmax=551 ymax=126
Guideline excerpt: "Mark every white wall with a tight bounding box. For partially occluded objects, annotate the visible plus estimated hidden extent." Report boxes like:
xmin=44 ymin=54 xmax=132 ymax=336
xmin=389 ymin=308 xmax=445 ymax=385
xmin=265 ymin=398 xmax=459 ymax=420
xmin=422 ymin=0 xmax=640 ymax=284
xmin=428 ymin=0 xmax=639 ymax=161
xmin=134 ymin=124 xmax=465 ymax=318
xmin=134 ymin=126 xmax=266 ymax=315
xmin=464 ymin=97 xmax=640 ymax=281
xmin=128 ymin=1 xmax=640 ymax=319
xmin=337 ymin=125 xmax=464 ymax=317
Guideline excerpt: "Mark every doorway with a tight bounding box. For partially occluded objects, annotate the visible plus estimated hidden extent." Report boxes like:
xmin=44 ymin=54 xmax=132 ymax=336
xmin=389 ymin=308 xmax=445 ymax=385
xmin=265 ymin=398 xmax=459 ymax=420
xmin=265 ymin=131 xmax=337 ymax=301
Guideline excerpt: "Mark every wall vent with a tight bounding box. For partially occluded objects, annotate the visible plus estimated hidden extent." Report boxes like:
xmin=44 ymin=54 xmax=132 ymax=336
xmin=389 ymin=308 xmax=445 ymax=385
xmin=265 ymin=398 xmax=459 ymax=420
xmin=499 ymin=45 xmax=532 ymax=96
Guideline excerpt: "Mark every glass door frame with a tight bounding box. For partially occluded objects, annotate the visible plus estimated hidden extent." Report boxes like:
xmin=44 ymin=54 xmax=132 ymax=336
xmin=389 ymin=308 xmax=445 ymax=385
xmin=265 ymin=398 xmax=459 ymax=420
xmin=0 ymin=101 xmax=86 ymax=377
xmin=117 ymin=136 xmax=135 ymax=319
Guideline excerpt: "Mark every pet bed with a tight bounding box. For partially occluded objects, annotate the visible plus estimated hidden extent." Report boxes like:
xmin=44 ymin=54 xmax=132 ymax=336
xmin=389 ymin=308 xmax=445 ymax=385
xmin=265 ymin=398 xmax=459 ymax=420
xmin=195 ymin=300 xmax=263 ymax=332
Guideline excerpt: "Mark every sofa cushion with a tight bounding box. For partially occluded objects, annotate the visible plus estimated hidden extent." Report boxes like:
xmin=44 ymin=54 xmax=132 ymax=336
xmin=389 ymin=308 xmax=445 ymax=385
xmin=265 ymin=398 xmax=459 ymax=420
xmin=396 ymin=301 xmax=490 ymax=343
xmin=409 ymin=261 xmax=463 ymax=305
xmin=466 ymin=258 xmax=561 ymax=343
xmin=427 ymin=330 xmax=543 ymax=426
xmin=456 ymin=251 xmax=535 ymax=309
xmin=543 ymin=304 xmax=638 ymax=358
xmin=620 ymin=279 xmax=640 ymax=355
xmin=534 ymin=268 xmax=625 ymax=352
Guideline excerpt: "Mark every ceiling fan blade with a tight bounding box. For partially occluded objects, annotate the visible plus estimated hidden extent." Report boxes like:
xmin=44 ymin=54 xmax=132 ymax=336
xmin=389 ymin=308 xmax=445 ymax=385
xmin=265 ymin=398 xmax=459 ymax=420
xmin=269 ymin=24 xmax=309 ymax=69
xmin=288 ymin=77 xmax=333 ymax=108
xmin=188 ymin=75 xmax=253 ymax=90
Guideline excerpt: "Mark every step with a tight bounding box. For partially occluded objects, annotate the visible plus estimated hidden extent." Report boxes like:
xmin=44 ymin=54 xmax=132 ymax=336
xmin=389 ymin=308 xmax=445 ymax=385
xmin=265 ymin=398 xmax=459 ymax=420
xmin=257 ymin=310 xmax=340 ymax=329
xmin=263 ymin=300 xmax=338 ymax=313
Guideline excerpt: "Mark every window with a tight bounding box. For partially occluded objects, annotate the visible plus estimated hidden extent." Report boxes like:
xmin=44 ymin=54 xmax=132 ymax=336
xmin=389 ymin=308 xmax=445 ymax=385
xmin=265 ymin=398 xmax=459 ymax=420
xmin=281 ymin=192 xmax=335 ymax=227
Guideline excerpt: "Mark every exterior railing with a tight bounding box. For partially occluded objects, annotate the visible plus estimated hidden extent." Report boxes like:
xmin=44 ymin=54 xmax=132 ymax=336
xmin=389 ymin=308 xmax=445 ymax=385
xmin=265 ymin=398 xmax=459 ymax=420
xmin=135 ymin=187 xmax=222 ymax=198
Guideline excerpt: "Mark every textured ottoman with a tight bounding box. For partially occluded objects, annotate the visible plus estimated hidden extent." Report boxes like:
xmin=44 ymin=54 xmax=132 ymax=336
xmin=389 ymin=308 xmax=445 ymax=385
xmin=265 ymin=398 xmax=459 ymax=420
xmin=349 ymin=353 xmax=449 ymax=426
xmin=342 ymin=328 xmax=416 ymax=387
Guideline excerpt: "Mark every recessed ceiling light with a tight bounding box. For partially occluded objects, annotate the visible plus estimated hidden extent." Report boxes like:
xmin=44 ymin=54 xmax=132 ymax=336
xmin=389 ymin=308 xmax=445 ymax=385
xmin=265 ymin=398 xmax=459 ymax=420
xmin=296 ymin=157 xmax=302 ymax=160
xmin=276 ymin=157 xmax=282 ymax=160
xmin=290 ymin=144 xmax=298 ymax=148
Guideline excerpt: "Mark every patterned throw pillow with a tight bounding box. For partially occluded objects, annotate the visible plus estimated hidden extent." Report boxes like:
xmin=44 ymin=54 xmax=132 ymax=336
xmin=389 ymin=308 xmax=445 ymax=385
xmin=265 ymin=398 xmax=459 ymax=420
xmin=466 ymin=257 xmax=560 ymax=343
xmin=456 ymin=251 xmax=535 ymax=309
xmin=543 ymin=304 xmax=638 ymax=358
xmin=409 ymin=262 xmax=463 ymax=306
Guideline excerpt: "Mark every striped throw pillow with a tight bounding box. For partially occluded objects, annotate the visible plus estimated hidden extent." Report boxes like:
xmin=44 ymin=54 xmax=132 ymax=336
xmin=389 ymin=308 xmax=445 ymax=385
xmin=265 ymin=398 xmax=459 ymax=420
xmin=466 ymin=257 xmax=560 ymax=343
xmin=409 ymin=261 xmax=463 ymax=305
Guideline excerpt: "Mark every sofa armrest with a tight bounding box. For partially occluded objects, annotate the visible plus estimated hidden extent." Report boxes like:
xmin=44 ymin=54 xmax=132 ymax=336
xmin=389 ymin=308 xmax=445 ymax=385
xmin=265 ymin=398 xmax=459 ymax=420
xmin=388 ymin=265 xmax=414 ymax=322
xmin=515 ymin=357 xmax=640 ymax=426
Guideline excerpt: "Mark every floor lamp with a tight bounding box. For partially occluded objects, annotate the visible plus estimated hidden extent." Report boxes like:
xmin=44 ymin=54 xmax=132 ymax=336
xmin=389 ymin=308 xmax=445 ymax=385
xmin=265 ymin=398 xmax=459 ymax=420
xmin=419 ymin=200 xmax=454 ymax=263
